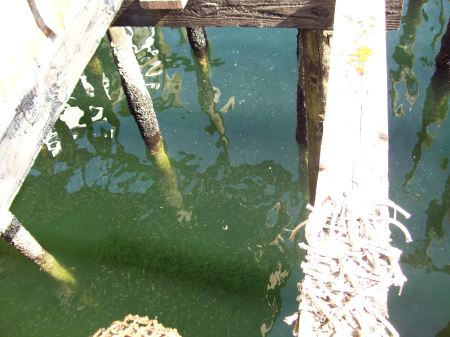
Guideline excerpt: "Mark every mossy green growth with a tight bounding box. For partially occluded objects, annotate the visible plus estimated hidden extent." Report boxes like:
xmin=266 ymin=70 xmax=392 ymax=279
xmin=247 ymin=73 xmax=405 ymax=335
xmin=40 ymin=253 xmax=77 ymax=288
xmin=87 ymin=56 xmax=103 ymax=77
xmin=152 ymin=140 xmax=184 ymax=209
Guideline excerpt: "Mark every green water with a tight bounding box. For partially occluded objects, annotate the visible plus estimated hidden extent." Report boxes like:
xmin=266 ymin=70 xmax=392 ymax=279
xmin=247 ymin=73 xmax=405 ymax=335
xmin=1 ymin=1 xmax=449 ymax=336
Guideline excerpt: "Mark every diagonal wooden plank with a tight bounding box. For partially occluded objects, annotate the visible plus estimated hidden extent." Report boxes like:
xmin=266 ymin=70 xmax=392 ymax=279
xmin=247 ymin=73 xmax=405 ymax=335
xmin=314 ymin=0 xmax=389 ymax=203
xmin=293 ymin=0 xmax=408 ymax=335
xmin=0 ymin=0 xmax=124 ymax=216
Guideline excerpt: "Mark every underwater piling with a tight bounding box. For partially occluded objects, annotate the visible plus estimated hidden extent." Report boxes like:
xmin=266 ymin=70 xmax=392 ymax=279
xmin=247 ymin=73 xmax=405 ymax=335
xmin=108 ymin=27 xmax=163 ymax=154
xmin=0 ymin=211 xmax=76 ymax=288
xmin=287 ymin=0 xmax=411 ymax=335
xmin=108 ymin=27 xmax=183 ymax=208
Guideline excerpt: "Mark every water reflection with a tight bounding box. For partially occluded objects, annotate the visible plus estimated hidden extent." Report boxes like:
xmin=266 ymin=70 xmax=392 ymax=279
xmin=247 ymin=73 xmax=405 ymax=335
xmin=404 ymin=68 xmax=449 ymax=187
xmin=390 ymin=0 xmax=427 ymax=115
xmin=403 ymin=172 xmax=450 ymax=275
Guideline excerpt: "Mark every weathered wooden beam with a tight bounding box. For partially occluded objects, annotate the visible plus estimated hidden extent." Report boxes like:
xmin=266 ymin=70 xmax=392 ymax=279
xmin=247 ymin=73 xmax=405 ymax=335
xmin=113 ymin=0 xmax=403 ymax=30
xmin=140 ymin=0 xmax=188 ymax=10
xmin=314 ymin=0 xmax=389 ymax=201
xmin=296 ymin=0 xmax=399 ymax=333
xmin=0 ymin=0 xmax=124 ymax=214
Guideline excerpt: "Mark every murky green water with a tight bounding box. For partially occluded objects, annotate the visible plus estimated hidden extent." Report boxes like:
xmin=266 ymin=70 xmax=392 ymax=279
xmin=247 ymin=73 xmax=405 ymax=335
xmin=1 ymin=1 xmax=449 ymax=336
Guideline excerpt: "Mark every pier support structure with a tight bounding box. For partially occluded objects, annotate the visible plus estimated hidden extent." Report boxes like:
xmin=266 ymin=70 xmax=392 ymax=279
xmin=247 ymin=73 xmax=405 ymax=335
xmin=287 ymin=0 xmax=411 ymax=335
xmin=108 ymin=27 xmax=183 ymax=208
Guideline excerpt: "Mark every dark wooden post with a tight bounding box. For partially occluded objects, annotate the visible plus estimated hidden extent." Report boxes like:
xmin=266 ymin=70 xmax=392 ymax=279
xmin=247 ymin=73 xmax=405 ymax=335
xmin=108 ymin=27 xmax=163 ymax=154
xmin=0 ymin=211 xmax=76 ymax=287
xmin=108 ymin=27 xmax=183 ymax=208
xmin=187 ymin=27 xmax=209 ymax=71
xmin=436 ymin=18 xmax=450 ymax=69
xmin=298 ymin=30 xmax=332 ymax=204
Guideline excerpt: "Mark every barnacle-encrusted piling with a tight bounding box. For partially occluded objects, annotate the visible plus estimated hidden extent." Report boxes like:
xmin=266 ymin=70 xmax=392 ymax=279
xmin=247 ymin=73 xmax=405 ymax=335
xmin=108 ymin=27 xmax=183 ymax=208
xmin=187 ymin=27 xmax=209 ymax=72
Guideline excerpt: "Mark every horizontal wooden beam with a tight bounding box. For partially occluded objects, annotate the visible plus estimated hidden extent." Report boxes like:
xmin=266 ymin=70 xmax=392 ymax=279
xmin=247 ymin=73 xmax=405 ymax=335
xmin=113 ymin=0 xmax=403 ymax=30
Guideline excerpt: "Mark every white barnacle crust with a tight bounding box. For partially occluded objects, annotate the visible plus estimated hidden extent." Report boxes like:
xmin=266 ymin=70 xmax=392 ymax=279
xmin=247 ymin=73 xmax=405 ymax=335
xmin=286 ymin=193 xmax=411 ymax=336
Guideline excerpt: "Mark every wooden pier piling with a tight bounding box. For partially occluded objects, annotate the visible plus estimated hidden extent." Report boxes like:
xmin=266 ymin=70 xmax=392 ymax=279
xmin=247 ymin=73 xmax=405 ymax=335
xmin=108 ymin=27 xmax=183 ymax=208
xmin=0 ymin=0 xmax=124 ymax=283
xmin=108 ymin=27 xmax=163 ymax=154
xmin=289 ymin=0 xmax=411 ymax=335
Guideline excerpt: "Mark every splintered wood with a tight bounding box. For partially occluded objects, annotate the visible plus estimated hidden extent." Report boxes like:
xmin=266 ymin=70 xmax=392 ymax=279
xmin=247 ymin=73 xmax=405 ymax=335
xmin=286 ymin=195 xmax=411 ymax=336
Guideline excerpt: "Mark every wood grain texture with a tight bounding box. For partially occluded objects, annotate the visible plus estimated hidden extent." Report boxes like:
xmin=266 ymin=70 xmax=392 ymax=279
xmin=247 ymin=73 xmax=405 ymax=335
xmin=0 ymin=0 xmax=124 ymax=212
xmin=298 ymin=0 xmax=390 ymax=332
xmin=113 ymin=0 xmax=402 ymax=30
xmin=140 ymin=0 xmax=188 ymax=10
xmin=299 ymin=30 xmax=332 ymax=204
xmin=314 ymin=0 xmax=389 ymax=204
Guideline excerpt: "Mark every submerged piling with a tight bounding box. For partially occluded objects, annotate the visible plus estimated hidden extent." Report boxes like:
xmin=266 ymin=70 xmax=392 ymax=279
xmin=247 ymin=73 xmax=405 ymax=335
xmin=108 ymin=27 xmax=183 ymax=208
xmin=297 ymin=30 xmax=332 ymax=204
xmin=0 ymin=211 xmax=76 ymax=287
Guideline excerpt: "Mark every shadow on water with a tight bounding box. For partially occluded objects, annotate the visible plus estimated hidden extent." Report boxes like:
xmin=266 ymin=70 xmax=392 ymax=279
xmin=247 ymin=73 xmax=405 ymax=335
xmin=0 ymin=27 xmax=305 ymax=337
xmin=155 ymin=27 xmax=231 ymax=147
xmin=390 ymin=0 xmax=448 ymax=117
